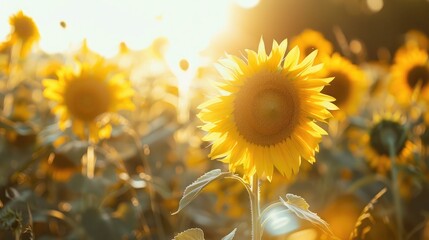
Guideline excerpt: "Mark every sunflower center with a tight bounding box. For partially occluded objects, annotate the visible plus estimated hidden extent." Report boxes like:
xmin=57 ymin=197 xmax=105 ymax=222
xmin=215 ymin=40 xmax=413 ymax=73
xmin=64 ymin=78 xmax=111 ymax=122
xmin=13 ymin=18 xmax=37 ymax=41
xmin=406 ymin=65 xmax=429 ymax=89
xmin=322 ymin=71 xmax=351 ymax=107
xmin=233 ymin=71 xmax=300 ymax=146
xmin=369 ymin=120 xmax=407 ymax=156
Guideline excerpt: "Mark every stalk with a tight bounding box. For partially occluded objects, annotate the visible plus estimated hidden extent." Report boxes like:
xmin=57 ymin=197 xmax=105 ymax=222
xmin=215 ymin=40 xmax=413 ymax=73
xmin=250 ymin=174 xmax=261 ymax=240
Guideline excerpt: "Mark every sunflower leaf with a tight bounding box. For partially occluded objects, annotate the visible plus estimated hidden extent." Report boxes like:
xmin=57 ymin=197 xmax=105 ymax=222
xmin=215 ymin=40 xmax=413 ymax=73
xmin=172 ymin=169 xmax=232 ymax=215
xmin=221 ymin=228 xmax=237 ymax=240
xmin=280 ymin=194 xmax=337 ymax=239
xmin=173 ymin=228 xmax=205 ymax=240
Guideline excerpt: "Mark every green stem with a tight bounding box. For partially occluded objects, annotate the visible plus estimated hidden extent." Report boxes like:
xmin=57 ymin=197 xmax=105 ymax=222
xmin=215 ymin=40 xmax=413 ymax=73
xmin=250 ymin=174 xmax=261 ymax=240
xmin=388 ymin=139 xmax=404 ymax=240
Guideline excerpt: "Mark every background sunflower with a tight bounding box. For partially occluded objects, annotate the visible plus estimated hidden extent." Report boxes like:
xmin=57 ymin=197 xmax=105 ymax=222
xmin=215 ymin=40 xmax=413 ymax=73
xmin=43 ymin=61 xmax=135 ymax=142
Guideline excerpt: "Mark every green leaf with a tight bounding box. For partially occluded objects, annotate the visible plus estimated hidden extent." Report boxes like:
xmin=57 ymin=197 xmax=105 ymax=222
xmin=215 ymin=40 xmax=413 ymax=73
xmin=260 ymin=202 xmax=299 ymax=236
xmin=280 ymin=194 xmax=337 ymax=239
xmin=172 ymin=169 xmax=232 ymax=215
xmin=173 ymin=228 xmax=205 ymax=240
xmin=221 ymin=228 xmax=237 ymax=240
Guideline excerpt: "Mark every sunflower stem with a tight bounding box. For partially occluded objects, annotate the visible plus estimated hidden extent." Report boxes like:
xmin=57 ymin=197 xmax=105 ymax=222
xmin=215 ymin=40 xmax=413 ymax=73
xmin=250 ymin=174 xmax=261 ymax=240
xmin=86 ymin=143 xmax=95 ymax=179
xmin=2 ymin=40 xmax=22 ymax=117
xmin=387 ymin=138 xmax=404 ymax=240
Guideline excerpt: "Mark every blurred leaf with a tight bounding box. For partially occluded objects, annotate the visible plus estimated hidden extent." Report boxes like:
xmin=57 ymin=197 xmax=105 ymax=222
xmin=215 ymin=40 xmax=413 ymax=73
xmin=81 ymin=208 xmax=120 ymax=240
xmin=221 ymin=228 xmax=237 ymax=240
xmin=0 ymin=116 xmax=16 ymax=132
xmin=261 ymin=202 xmax=299 ymax=235
xmin=172 ymin=169 xmax=232 ymax=215
xmin=173 ymin=228 xmax=205 ymax=240
xmin=280 ymin=194 xmax=338 ymax=239
xmin=39 ymin=124 xmax=64 ymax=146
xmin=0 ymin=116 xmax=34 ymax=135
xmin=14 ymin=123 xmax=34 ymax=136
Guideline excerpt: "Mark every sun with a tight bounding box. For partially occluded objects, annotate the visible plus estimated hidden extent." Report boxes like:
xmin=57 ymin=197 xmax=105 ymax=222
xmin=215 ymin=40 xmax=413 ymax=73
xmin=198 ymin=38 xmax=336 ymax=180
xmin=390 ymin=47 xmax=429 ymax=105
xmin=43 ymin=61 xmax=135 ymax=142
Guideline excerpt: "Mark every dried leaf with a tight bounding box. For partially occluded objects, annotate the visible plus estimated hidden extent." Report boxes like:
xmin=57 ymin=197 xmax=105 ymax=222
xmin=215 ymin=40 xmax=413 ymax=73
xmin=173 ymin=228 xmax=205 ymax=240
xmin=221 ymin=228 xmax=237 ymax=240
xmin=350 ymin=188 xmax=387 ymax=240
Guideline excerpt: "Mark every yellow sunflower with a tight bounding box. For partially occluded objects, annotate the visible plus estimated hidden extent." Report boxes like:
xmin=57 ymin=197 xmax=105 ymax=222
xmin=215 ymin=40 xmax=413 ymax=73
xmin=290 ymin=29 xmax=333 ymax=64
xmin=390 ymin=47 xmax=429 ymax=105
xmin=198 ymin=38 xmax=337 ymax=180
xmin=318 ymin=54 xmax=368 ymax=120
xmin=394 ymin=30 xmax=429 ymax=60
xmin=363 ymin=112 xmax=414 ymax=174
xmin=43 ymin=61 xmax=135 ymax=142
xmin=8 ymin=11 xmax=40 ymax=57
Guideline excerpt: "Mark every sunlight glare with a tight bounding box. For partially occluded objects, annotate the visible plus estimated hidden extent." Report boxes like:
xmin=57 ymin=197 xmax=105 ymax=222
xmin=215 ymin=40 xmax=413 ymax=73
xmin=233 ymin=0 xmax=260 ymax=9
xmin=0 ymin=0 xmax=231 ymax=57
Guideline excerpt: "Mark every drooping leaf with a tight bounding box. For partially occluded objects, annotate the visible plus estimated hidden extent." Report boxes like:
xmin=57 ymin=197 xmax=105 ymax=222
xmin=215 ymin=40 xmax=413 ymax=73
xmin=260 ymin=202 xmax=300 ymax=236
xmin=221 ymin=228 xmax=237 ymax=240
xmin=280 ymin=194 xmax=337 ymax=239
xmin=173 ymin=169 xmax=232 ymax=215
xmin=349 ymin=188 xmax=387 ymax=240
xmin=173 ymin=228 xmax=205 ymax=240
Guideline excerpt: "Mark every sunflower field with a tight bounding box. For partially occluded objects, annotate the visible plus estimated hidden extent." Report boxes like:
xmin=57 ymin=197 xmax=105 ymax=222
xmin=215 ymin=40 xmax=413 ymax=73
xmin=1 ymin=0 xmax=429 ymax=239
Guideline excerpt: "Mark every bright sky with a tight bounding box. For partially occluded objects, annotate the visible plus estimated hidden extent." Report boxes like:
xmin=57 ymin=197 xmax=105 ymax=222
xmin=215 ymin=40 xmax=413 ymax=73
xmin=0 ymin=0 xmax=259 ymax=57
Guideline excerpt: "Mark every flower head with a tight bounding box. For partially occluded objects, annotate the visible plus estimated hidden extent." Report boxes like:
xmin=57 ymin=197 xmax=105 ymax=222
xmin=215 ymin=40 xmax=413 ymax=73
xmin=198 ymin=38 xmax=336 ymax=180
xmin=390 ymin=47 xmax=429 ymax=105
xmin=291 ymin=29 xmax=333 ymax=63
xmin=318 ymin=54 xmax=368 ymax=120
xmin=43 ymin=61 xmax=135 ymax=142
xmin=8 ymin=11 xmax=40 ymax=57
xmin=364 ymin=112 xmax=414 ymax=174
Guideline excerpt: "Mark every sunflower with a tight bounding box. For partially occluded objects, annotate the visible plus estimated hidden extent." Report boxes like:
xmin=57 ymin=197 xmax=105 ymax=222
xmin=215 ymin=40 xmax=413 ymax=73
xmin=290 ymin=29 xmax=333 ymax=64
xmin=318 ymin=54 xmax=368 ymax=120
xmin=43 ymin=61 xmax=135 ymax=142
xmin=394 ymin=30 xmax=429 ymax=60
xmin=363 ymin=112 xmax=414 ymax=174
xmin=198 ymin=38 xmax=337 ymax=180
xmin=390 ymin=47 xmax=429 ymax=105
xmin=8 ymin=11 xmax=40 ymax=57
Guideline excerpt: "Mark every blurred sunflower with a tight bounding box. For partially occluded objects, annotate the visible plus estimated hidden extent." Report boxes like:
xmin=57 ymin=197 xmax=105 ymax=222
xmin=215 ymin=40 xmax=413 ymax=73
xmin=198 ymin=38 xmax=336 ymax=180
xmin=363 ymin=112 xmax=414 ymax=174
xmin=291 ymin=29 xmax=333 ymax=63
xmin=394 ymin=30 xmax=429 ymax=60
xmin=43 ymin=61 xmax=135 ymax=142
xmin=8 ymin=11 xmax=40 ymax=57
xmin=319 ymin=54 xmax=368 ymax=120
xmin=390 ymin=47 xmax=429 ymax=105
